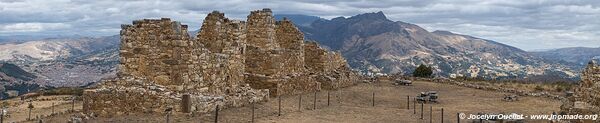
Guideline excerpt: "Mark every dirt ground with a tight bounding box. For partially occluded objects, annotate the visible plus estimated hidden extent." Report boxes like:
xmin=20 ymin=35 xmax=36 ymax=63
xmin=1 ymin=95 xmax=82 ymax=123
xmin=25 ymin=80 xmax=561 ymax=123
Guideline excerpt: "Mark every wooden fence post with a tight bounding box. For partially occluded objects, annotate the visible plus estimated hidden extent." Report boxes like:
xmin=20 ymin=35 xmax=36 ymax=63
xmin=407 ymin=95 xmax=409 ymax=109
xmin=71 ymin=97 xmax=75 ymax=112
xmin=51 ymin=103 xmax=55 ymax=115
xmin=313 ymin=92 xmax=317 ymax=110
xmin=327 ymin=91 xmax=330 ymax=106
xmin=413 ymin=97 xmax=416 ymax=114
xmin=430 ymin=106 xmax=432 ymax=123
xmin=215 ymin=105 xmax=219 ymax=123
xmin=299 ymin=94 xmax=302 ymax=110
xmin=420 ymin=102 xmax=424 ymax=119
xmin=252 ymin=103 xmax=255 ymax=123
xmin=372 ymin=92 xmax=375 ymax=107
xmin=278 ymin=96 xmax=281 ymax=116
xmin=456 ymin=113 xmax=459 ymax=123
xmin=441 ymin=108 xmax=444 ymax=123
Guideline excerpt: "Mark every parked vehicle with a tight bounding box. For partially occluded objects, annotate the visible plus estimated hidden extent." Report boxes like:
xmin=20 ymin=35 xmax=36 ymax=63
xmin=416 ymin=91 xmax=439 ymax=103
xmin=394 ymin=79 xmax=412 ymax=86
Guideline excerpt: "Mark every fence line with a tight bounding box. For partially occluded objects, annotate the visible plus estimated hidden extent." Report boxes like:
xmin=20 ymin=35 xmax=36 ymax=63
xmin=188 ymin=88 xmax=455 ymax=123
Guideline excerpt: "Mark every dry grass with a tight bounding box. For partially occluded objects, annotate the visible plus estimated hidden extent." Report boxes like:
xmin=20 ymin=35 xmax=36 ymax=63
xmin=2 ymin=95 xmax=81 ymax=123
xmin=31 ymin=80 xmax=561 ymax=123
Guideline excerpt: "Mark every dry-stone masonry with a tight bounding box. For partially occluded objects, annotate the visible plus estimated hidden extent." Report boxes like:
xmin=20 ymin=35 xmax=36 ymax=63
xmin=304 ymin=41 xmax=358 ymax=90
xmin=561 ymin=60 xmax=600 ymax=122
xmin=83 ymin=8 xmax=357 ymax=117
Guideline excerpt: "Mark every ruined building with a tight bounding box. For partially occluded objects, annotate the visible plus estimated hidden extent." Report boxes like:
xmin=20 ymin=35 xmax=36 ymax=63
xmin=83 ymin=8 xmax=357 ymax=116
xmin=561 ymin=59 xmax=600 ymax=122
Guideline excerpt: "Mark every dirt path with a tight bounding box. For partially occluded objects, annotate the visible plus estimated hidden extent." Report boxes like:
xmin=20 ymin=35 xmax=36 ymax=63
xmin=35 ymin=80 xmax=561 ymax=123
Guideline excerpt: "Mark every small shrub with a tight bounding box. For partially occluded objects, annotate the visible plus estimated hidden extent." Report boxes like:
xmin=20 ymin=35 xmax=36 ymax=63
xmin=534 ymin=85 xmax=544 ymax=91
xmin=413 ymin=64 xmax=433 ymax=78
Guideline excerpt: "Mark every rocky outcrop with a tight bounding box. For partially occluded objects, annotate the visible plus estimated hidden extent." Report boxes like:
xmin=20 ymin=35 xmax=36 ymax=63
xmin=561 ymin=60 xmax=600 ymax=122
xmin=83 ymin=9 xmax=357 ymax=117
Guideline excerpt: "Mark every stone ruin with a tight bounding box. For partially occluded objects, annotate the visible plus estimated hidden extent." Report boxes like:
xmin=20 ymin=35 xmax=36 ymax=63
xmin=561 ymin=59 xmax=600 ymax=122
xmin=82 ymin=8 xmax=357 ymax=116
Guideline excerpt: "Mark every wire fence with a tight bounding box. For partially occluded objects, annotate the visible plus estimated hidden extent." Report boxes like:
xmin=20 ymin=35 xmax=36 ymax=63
xmin=186 ymin=86 xmax=452 ymax=123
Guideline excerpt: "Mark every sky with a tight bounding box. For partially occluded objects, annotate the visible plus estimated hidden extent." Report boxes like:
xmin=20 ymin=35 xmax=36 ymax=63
xmin=0 ymin=0 xmax=599 ymax=51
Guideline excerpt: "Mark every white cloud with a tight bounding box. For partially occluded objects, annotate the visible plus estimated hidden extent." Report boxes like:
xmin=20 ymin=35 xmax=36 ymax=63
xmin=0 ymin=0 xmax=598 ymax=50
xmin=0 ymin=23 xmax=71 ymax=33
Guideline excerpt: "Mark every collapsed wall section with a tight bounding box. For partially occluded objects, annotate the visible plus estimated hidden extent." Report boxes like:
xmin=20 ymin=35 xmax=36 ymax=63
xmin=304 ymin=41 xmax=358 ymax=90
xmin=561 ymin=60 xmax=600 ymax=122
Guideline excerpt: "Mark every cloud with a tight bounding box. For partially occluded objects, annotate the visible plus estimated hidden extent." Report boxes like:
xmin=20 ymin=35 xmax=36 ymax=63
xmin=0 ymin=23 xmax=71 ymax=33
xmin=0 ymin=0 xmax=598 ymax=50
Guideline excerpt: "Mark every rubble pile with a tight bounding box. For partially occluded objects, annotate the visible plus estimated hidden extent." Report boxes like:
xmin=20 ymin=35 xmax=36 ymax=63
xmin=83 ymin=8 xmax=357 ymax=116
xmin=561 ymin=60 xmax=600 ymax=122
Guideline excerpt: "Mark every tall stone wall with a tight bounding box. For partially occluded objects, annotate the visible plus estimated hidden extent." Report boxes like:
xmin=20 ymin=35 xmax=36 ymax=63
xmin=245 ymin=8 xmax=281 ymax=76
xmin=118 ymin=18 xmax=192 ymax=86
xmin=243 ymin=9 xmax=288 ymax=96
xmin=84 ymin=8 xmax=358 ymax=117
xmin=85 ymin=18 xmax=269 ymax=117
xmin=196 ymin=11 xmax=248 ymax=94
xmin=196 ymin=11 xmax=227 ymax=53
xmin=561 ymin=60 xmax=600 ymax=122
xmin=244 ymin=9 xmax=324 ymax=96
xmin=276 ymin=18 xmax=305 ymax=74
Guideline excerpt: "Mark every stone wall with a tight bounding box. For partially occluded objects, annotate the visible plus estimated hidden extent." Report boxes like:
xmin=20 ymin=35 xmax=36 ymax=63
xmin=118 ymin=18 xmax=192 ymax=86
xmin=196 ymin=11 xmax=248 ymax=95
xmin=561 ymin=60 xmax=600 ymax=122
xmin=244 ymin=9 xmax=285 ymax=95
xmin=304 ymin=41 xmax=358 ymax=90
xmin=276 ymin=18 xmax=305 ymax=74
xmin=86 ymin=18 xmax=269 ymax=117
xmin=84 ymin=8 xmax=357 ymax=117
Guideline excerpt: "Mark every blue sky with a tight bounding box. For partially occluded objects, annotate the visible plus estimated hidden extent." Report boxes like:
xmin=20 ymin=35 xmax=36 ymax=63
xmin=0 ymin=0 xmax=599 ymax=50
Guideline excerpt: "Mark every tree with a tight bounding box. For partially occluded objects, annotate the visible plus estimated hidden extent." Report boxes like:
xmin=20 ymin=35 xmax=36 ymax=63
xmin=413 ymin=64 xmax=433 ymax=78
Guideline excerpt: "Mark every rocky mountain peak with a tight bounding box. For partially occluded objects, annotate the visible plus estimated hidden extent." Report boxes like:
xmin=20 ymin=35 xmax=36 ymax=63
xmin=290 ymin=12 xmax=577 ymax=81
xmin=348 ymin=11 xmax=388 ymax=21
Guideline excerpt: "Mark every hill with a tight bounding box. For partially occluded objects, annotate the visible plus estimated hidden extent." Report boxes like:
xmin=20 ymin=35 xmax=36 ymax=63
xmin=278 ymin=12 xmax=577 ymax=80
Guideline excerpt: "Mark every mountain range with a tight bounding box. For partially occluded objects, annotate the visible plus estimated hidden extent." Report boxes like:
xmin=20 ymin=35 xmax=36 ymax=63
xmin=531 ymin=47 xmax=600 ymax=69
xmin=278 ymin=12 xmax=580 ymax=80
xmin=1 ymin=11 xmax=596 ymax=97
xmin=0 ymin=36 xmax=118 ymax=98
